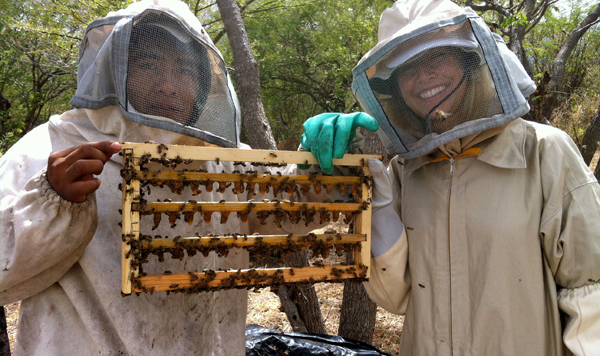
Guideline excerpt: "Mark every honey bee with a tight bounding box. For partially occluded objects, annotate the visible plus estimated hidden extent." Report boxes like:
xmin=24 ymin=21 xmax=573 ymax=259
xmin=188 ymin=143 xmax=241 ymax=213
xmin=434 ymin=109 xmax=452 ymax=121
xmin=157 ymin=143 xmax=169 ymax=154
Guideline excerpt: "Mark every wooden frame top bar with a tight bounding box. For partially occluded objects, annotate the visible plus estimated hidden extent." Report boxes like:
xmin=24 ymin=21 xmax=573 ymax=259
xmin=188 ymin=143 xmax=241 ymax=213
xmin=120 ymin=142 xmax=381 ymax=166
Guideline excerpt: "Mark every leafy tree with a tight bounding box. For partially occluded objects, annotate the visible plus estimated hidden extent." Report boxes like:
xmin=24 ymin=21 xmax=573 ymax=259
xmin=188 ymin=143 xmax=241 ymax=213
xmin=216 ymin=0 xmax=277 ymax=150
xmin=234 ymin=0 xmax=391 ymax=341
xmin=243 ymin=0 xmax=391 ymax=150
xmin=0 ymin=0 xmax=131 ymax=153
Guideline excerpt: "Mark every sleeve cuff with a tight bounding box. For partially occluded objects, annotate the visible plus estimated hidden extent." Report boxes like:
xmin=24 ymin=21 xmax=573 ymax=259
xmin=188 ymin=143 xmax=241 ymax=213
xmin=41 ymin=169 xmax=95 ymax=208
xmin=558 ymin=282 xmax=600 ymax=355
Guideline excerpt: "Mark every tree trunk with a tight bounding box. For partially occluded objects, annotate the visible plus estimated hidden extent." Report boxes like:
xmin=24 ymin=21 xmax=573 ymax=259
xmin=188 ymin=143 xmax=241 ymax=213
xmin=539 ymin=4 xmax=600 ymax=122
xmin=581 ymin=106 xmax=600 ymax=165
xmin=276 ymin=251 xmax=327 ymax=334
xmin=508 ymin=0 xmax=536 ymax=77
xmin=215 ymin=0 xmax=277 ymax=150
xmin=1 ymin=306 xmax=10 ymax=356
xmin=216 ymin=0 xmax=326 ymax=334
xmin=594 ymin=159 xmax=600 ymax=183
xmin=338 ymin=252 xmax=377 ymax=343
xmin=0 ymin=93 xmax=12 ymax=153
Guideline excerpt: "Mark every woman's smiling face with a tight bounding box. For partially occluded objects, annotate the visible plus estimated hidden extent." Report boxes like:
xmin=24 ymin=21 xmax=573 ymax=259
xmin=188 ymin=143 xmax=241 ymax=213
xmin=397 ymin=47 xmax=466 ymax=131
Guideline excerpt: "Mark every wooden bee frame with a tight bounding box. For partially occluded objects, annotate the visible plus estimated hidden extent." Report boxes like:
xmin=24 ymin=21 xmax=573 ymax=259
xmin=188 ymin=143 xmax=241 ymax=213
xmin=120 ymin=143 xmax=380 ymax=295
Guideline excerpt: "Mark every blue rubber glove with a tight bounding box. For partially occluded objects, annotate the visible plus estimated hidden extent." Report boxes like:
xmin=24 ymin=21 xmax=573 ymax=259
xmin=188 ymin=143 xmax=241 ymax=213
xmin=299 ymin=112 xmax=379 ymax=174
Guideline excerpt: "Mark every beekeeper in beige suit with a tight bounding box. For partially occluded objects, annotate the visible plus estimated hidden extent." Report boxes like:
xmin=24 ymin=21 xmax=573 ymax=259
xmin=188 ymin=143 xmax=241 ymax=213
xmin=0 ymin=0 xmax=325 ymax=354
xmin=300 ymin=0 xmax=600 ymax=355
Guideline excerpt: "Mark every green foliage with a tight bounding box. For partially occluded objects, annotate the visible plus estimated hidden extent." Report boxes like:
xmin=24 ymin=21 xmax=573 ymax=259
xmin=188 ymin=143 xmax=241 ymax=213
xmin=227 ymin=0 xmax=389 ymax=150
xmin=0 ymin=0 xmax=132 ymax=153
xmin=524 ymin=1 xmax=600 ymax=131
xmin=500 ymin=13 xmax=529 ymax=28
xmin=2 ymin=0 xmax=600 ymax=154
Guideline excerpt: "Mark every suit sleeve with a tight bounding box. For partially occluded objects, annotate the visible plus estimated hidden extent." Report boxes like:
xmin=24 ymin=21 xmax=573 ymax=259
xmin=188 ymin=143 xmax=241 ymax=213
xmin=0 ymin=167 xmax=98 ymax=304
xmin=537 ymin=129 xmax=600 ymax=355
xmin=363 ymin=229 xmax=411 ymax=315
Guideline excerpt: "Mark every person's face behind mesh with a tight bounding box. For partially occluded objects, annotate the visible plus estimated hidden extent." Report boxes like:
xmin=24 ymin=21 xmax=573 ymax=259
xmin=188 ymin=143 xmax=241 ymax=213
xmin=127 ymin=40 xmax=198 ymax=124
xmin=397 ymin=48 xmax=467 ymax=133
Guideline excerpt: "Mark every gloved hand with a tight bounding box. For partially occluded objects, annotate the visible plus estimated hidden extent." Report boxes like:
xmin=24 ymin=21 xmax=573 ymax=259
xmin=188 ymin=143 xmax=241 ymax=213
xmin=368 ymin=158 xmax=405 ymax=257
xmin=299 ymin=112 xmax=379 ymax=175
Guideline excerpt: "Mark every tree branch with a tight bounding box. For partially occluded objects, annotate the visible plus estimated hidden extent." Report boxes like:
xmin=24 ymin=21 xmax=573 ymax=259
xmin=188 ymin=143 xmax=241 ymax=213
xmin=468 ymin=1 xmax=510 ymax=17
xmin=525 ymin=1 xmax=552 ymax=34
xmin=549 ymin=3 xmax=600 ymax=89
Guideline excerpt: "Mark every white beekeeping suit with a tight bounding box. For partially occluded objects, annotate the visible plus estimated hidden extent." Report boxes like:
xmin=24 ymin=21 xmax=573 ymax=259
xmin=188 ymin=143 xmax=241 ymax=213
xmin=349 ymin=0 xmax=600 ymax=355
xmin=0 ymin=1 xmax=317 ymax=354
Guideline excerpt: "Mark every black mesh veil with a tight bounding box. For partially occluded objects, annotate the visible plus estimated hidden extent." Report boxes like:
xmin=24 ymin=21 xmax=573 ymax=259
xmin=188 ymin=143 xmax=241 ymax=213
xmin=71 ymin=2 xmax=241 ymax=148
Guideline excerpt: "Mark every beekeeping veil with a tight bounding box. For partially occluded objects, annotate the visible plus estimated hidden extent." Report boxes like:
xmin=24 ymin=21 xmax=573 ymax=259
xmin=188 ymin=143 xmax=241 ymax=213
xmin=352 ymin=0 xmax=535 ymax=158
xmin=71 ymin=0 xmax=241 ymax=148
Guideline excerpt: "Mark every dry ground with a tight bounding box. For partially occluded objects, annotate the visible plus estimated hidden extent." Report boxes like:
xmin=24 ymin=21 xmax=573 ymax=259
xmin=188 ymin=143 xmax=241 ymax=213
xmin=5 ymin=286 xmax=402 ymax=355
xmin=246 ymin=284 xmax=403 ymax=355
xmin=4 ymin=302 xmax=18 ymax=354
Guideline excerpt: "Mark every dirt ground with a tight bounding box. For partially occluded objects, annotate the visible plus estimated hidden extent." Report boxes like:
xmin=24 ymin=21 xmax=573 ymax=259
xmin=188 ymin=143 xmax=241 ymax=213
xmin=246 ymin=284 xmax=403 ymax=355
xmin=5 ymin=284 xmax=402 ymax=355
xmin=4 ymin=302 xmax=18 ymax=354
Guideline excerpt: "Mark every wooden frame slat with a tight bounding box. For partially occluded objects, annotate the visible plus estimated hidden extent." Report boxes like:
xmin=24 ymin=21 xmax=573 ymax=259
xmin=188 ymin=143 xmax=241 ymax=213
xmin=120 ymin=142 xmax=380 ymax=166
xmin=129 ymin=233 xmax=366 ymax=249
xmin=134 ymin=171 xmax=362 ymax=185
xmin=121 ymin=149 xmax=140 ymax=294
xmin=132 ymin=265 xmax=368 ymax=293
xmin=135 ymin=201 xmax=364 ymax=213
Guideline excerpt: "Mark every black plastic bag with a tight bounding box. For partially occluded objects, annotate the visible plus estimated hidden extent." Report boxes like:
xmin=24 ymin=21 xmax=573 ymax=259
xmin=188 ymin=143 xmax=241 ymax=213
xmin=245 ymin=324 xmax=392 ymax=356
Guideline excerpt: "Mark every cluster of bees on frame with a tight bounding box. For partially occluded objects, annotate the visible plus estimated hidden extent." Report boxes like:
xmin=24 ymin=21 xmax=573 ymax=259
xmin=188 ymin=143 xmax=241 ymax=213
xmin=119 ymin=143 xmax=371 ymax=295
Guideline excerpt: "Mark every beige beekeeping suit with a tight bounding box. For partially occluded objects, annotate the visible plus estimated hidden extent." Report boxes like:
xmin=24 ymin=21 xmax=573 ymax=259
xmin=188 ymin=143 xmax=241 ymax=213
xmin=353 ymin=0 xmax=600 ymax=355
xmin=365 ymin=118 xmax=600 ymax=356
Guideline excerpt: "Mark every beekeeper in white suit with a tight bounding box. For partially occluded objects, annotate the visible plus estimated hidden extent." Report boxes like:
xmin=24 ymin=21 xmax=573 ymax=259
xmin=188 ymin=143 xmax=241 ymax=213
xmin=0 ymin=1 xmax=321 ymax=354
xmin=300 ymin=0 xmax=600 ymax=355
